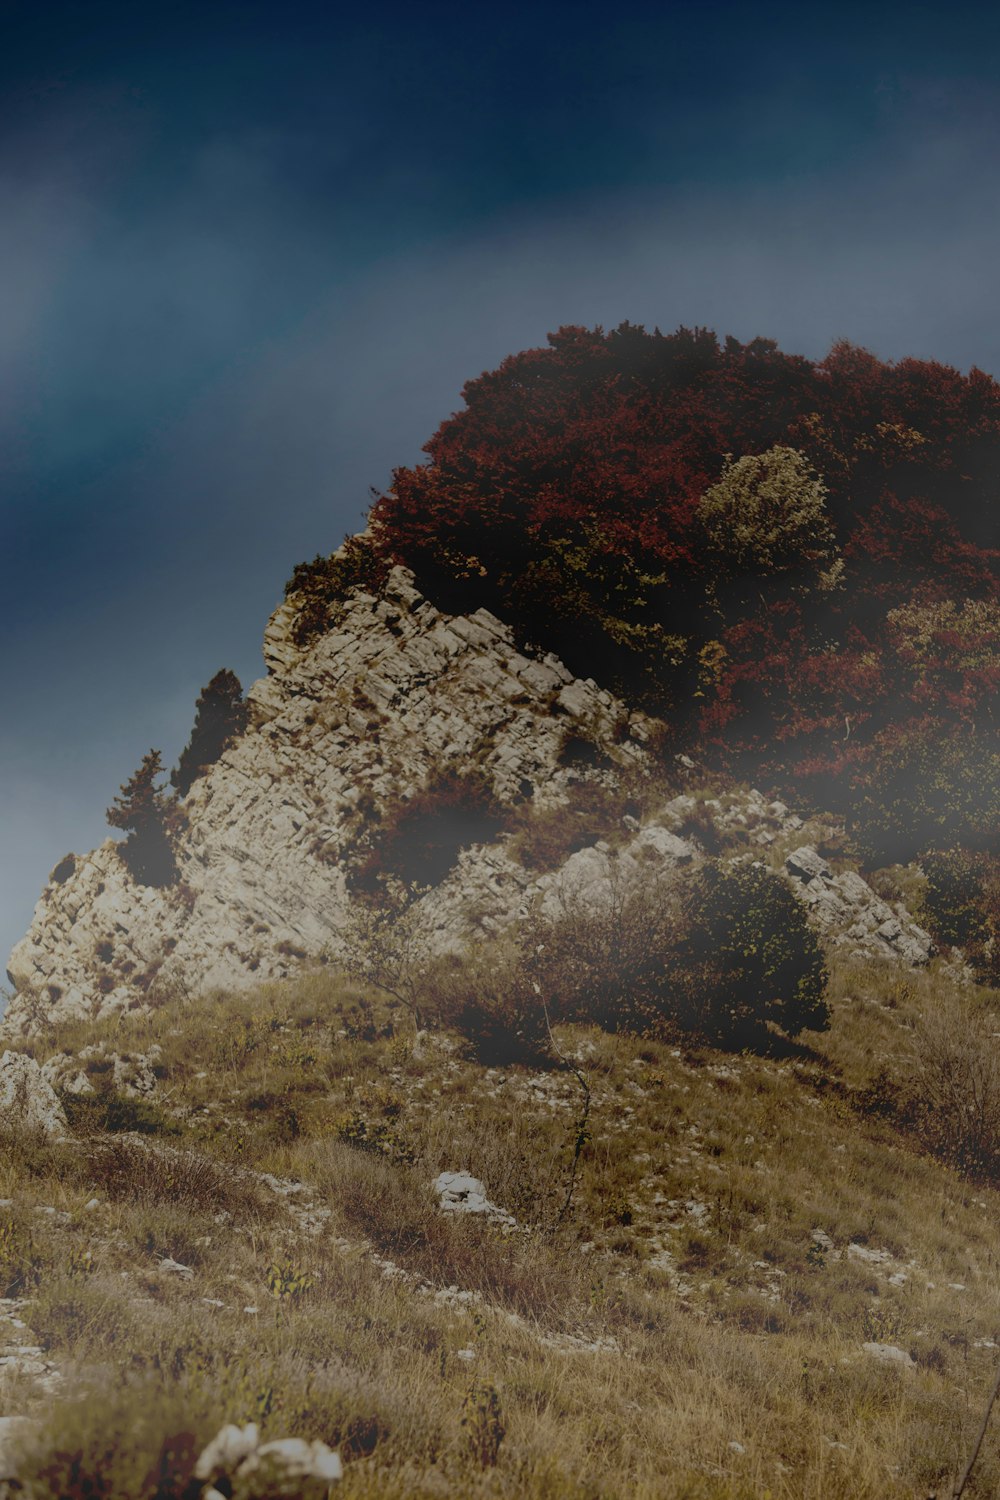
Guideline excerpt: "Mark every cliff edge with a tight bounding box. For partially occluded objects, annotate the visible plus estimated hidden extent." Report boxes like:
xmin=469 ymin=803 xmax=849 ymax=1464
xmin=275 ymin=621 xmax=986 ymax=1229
xmin=5 ymin=565 xmax=652 ymax=1030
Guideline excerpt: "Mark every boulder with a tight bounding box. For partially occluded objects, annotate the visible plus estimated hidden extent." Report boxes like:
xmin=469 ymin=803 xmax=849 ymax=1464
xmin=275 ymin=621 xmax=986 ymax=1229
xmin=0 ymin=1052 xmax=67 ymax=1136
xmin=434 ymin=1171 xmax=517 ymax=1229
xmin=194 ymin=1421 xmax=342 ymax=1491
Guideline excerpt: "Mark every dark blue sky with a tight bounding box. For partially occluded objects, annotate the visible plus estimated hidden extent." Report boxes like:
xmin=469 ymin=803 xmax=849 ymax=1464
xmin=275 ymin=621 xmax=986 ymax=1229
xmin=5 ymin=0 xmax=1000 ymax=971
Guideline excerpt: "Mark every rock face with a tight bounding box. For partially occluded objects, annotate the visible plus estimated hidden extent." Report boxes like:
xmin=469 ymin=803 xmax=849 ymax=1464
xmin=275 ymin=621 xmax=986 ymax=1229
xmin=4 ymin=557 xmax=935 ymax=1036
xmin=784 ymin=846 xmax=933 ymax=966
xmin=5 ymin=565 xmax=652 ymax=1031
xmin=0 ymin=1052 xmax=67 ymax=1136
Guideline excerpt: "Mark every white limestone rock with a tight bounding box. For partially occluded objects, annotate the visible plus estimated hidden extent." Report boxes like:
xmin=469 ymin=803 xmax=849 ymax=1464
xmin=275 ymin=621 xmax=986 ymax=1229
xmin=434 ymin=1171 xmax=517 ymax=1228
xmin=4 ymin=563 xmax=655 ymax=1032
xmin=0 ymin=1052 xmax=67 ymax=1137
xmin=784 ymin=847 xmax=932 ymax=968
xmin=862 ymin=1342 xmax=915 ymax=1369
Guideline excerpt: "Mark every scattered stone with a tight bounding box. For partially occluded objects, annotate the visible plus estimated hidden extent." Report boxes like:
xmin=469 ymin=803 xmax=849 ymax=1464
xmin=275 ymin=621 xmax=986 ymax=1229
xmin=433 ymin=1172 xmax=517 ymax=1229
xmin=194 ymin=1423 xmax=342 ymax=1491
xmin=862 ymin=1342 xmax=915 ymax=1369
xmin=847 ymin=1244 xmax=889 ymax=1265
xmin=157 ymin=1257 xmax=194 ymax=1278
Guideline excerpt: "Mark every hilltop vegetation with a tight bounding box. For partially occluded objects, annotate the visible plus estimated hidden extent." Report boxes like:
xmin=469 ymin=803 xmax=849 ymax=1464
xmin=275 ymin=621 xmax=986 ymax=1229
xmin=353 ymin=325 xmax=1000 ymax=878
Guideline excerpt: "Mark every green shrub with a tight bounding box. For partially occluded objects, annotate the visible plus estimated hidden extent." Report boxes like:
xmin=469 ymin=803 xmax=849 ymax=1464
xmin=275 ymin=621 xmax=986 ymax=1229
xmin=908 ymin=997 xmax=1000 ymax=1179
xmin=921 ymin=848 xmax=1000 ymax=984
xmin=664 ymin=861 xmax=829 ymax=1045
xmin=534 ymin=857 xmax=829 ymax=1048
xmin=849 ymin=720 xmax=1000 ymax=868
xmin=531 ymin=863 xmax=680 ymax=1035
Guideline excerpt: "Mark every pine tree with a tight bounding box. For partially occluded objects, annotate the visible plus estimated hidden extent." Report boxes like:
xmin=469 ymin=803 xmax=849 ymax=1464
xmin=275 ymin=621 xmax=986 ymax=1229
xmin=171 ymin=669 xmax=247 ymax=798
xmin=107 ymin=749 xmax=179 ymax=887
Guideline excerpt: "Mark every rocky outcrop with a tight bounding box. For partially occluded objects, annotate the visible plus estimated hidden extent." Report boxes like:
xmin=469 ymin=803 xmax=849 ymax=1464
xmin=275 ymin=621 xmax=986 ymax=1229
xmin=5 ymin=556 xmax=936 ymax=1035
xmin=0 ymin=1052 xmax=67 ymax=1137
xmin=5 ymin=566 xmax=653 ymax=1031
xmin=784 ymin=845 xmax=933 ymax=966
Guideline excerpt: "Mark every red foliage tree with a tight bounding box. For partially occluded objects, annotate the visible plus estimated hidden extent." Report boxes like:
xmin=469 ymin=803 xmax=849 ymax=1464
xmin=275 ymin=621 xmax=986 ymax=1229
xmin=364 ymin=323 xmax=1000 ymax=851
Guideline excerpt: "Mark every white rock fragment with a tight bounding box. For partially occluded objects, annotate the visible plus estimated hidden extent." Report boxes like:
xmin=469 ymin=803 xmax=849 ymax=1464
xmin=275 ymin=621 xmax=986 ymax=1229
xmin=863 ymin=1342 xmax=915 ymax=1368
xmin=433 ymin=1171 xmax=517 ymax=1229
xmin=847 ymin=1243 xmax=889 ymax=1265
xmin=194 ymin=1423 xmax=260 ymax=1482
xmin=194 ymin=1421 xmax=342 ymax=1490
xmin=157 ymin=1257 xmax=194 ymax=1278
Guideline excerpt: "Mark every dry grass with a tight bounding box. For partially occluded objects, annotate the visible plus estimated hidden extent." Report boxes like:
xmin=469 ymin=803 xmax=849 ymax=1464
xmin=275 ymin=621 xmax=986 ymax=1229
xmin=4 ymin=950 xmax=1000 ymax=1496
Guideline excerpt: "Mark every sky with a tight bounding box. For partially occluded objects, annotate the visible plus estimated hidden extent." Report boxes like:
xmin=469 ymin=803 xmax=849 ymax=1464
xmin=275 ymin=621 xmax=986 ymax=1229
xmin=4 ymin=0 xmax=1000 ymax=977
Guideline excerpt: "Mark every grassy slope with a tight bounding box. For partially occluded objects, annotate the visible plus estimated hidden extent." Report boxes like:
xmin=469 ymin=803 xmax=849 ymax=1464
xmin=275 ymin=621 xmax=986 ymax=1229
xmin=1 ymin=947 xmax=1000 ymax=1499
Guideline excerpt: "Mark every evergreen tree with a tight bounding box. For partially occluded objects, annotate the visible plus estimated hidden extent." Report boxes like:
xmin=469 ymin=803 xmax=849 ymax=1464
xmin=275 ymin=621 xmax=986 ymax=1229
xmin=107 ymin=749 xmax=179 ymax=887
xmin=171 ymin=669 xmax=247 ymax=798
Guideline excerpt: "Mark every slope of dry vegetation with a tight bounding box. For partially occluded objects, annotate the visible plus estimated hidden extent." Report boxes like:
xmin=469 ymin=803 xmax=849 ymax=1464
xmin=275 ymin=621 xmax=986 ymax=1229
xmin=2 ymin=940 xmax=1000 ymax=1498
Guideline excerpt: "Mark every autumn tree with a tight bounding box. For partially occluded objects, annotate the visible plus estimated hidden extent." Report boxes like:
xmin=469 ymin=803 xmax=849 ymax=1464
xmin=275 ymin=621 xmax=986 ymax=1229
xmin=171 ymin=669 xmax=247 ymax=798
xmin=351 ymin=322 xmax=1000 ymax=847
xmin=697 ymin=445 xmax=843 ymax=614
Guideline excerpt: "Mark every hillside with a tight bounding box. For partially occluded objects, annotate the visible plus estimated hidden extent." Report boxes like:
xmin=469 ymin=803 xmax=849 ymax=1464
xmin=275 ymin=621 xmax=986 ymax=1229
xmin=4 ymin=322 xmax=1000 ymax=1498
xmin=0 ymin=945 xmax=999 ymax=1498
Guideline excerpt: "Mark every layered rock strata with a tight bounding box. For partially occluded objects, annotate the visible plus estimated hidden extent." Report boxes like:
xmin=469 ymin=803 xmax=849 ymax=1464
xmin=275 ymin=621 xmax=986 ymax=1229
xmin=5 ymin=567 xmax=652 ymax=1030
xmin=5 ymin=564 xmax=935 ymax=1037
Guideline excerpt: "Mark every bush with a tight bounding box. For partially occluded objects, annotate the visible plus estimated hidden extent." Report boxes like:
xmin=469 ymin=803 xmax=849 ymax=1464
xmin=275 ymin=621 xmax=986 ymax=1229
xmin=531 ymin=859 xmax=681 ymax=1034
xmin=285 ymin=532 xmax=389 ymax=645
xmin=420 ymin=937 xmax=551 ymax=1065
xmin=533 ymin=856 xmax=829 ymax=1048
xmin=909 ymin=997 xmax=1000 ymax=1178
xmin=921 ymin=848 xmax=1000 ymax=984
xmin=850 ymin=720 xmax=1000 ymax=868
xmin=351 ymin=765 xmax=509 ymax=893
xmin=664 ymin=861 xmax=829 ymax=1045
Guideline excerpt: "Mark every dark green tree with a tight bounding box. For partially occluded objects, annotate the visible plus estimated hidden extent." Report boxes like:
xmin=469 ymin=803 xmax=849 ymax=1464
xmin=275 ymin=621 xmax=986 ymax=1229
xmin=107 ymin=750 xmax=179 ymax=887
xmin=171 ymin=669 xmax=247 ymax=798
xmin=665 ymin=861 xmax=830 ymax=1046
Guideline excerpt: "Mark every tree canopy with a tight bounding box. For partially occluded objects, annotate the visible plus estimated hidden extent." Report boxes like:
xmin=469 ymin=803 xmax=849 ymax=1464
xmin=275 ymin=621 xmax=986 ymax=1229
xmin=358 ymin=323 xmax=1000 ymax=862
